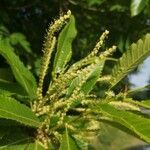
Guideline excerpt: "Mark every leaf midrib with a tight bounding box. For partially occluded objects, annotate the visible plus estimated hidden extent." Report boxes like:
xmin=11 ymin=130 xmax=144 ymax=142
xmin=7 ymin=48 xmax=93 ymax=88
xmin=66 ymin=128 xmax=71 ymax=150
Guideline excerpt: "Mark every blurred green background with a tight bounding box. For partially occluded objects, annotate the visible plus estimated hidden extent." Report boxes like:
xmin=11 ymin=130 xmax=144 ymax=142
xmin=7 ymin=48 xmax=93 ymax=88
xmin=0 ymin=0 xmax=150 ymax=149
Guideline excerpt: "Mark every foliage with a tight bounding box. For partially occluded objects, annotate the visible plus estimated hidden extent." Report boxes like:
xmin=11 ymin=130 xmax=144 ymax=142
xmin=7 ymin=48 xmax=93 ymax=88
xmin=70 ymin=0 xmax=150 ymax=54
xmin=0 ymin=25 xmax=32 ymax=54
xmin=110 ymin=33 xmax=150 ymax=88
xmin=52 ymin=15 xmax=77 ymax=78
xmin=0 ymin=39 xmax=37 ymax=99
xmin=0 ymin=10 xmax=150 ymax=150
xmin=130 ymin=0 xmax=149 ymax=16
xmin=1 ymin=0 xmax=150 ymax=91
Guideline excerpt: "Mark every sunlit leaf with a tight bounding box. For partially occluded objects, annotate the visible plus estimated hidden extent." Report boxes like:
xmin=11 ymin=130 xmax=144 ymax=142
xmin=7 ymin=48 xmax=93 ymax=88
xmin=130 ymin=0 xmax=148 ymax=16
xmin=27 ymin=141 xmax=45 ymax=150
xmin=67 ymin=61 xmax=104 ymax=97
xmin=60 ymin=127 xmax=78 ymax=150
xmin=94 ymin=103 xmax=150 ymax=143
xmin=0 ymin=39 xmax=37 ymax=99
xmin=0 ymin=95 xmax=40 ymax=127
xmin=82 ymin=62 xmax=104 ymax=94
xmin=53 ymin=15 xmax=77 ymax=78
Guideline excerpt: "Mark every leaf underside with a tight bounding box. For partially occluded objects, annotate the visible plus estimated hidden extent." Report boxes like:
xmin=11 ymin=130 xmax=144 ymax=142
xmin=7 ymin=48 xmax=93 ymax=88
xmin=95 ymin=103 xmax=150 ymax=143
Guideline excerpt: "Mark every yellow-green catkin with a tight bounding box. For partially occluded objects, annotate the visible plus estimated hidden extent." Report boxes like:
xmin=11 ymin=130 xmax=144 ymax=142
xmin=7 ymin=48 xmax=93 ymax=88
xmin=37 ymin=10 xmax=71 ymax=101
xmin=99 ymin=45 xmax=117 ymax=59
xmin=55 ymin=63 xmax=99 ymax=126
xmin=45 ymin=31 xmax=109 ymax=100
xmin=50 ymin=30 xmax=109 ymax=87
xmin=109 ymin=101 xmax=140 ymax=111
xmin=87 ymin=30 xmax=109 ymax=59
xmin=36 ymin=127 xmax=49 ymax=149
xmin=37 ymin=37 xmax=56 ymax=101
xmin=48 ymin=61 xmax=98 ymax=104
xmin=97 ymin=75 xmax=111 ymax=82
xmin=66 ymin=30 xmax=109 ymax=72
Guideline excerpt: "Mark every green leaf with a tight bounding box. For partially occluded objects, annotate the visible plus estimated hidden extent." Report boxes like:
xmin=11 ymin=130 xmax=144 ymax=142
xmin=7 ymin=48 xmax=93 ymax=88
xmin=124 ymin=99 xmax=150 ymax=109
xmin=0 ymin=68 xmax=13 ymax=81
xmin=0 ymin=127 xmax=9 ymax=140
xmin=95 ymin=122 xmax=142 ymax=150
xmin=0 ymin=127 xmax=31 ymax=149
xmin=130 ymin=0 xmax=148 ymax=16
xmin=53 ymin=15 xmax=77 ymax=78
xmin=86 ymin=0 xmax=104 ymax=6
xmin=0 ymin=39 xmax=37 ymax=99
xmin=60 ymin=127 xmax=78 ymax=150
xmin=73 ymin=136 xmax=88 ymax=150
xmin=127 ymin=84 xmax=150 ymax=95
xmin=27 ymin=141 xmax=45 ymax=150
xmin=0 ymin=89 xmax=13 ymax=97
xmin=0 ymin=144 xmax=29 ymax=150
xmin=67 ymin=61 xmax=104 ymax=97
xmin=110 ymin=4 xmax=127 ymax=12
xmin=0 ymin=119 xmax=19 ymax=127
xmin=110 ymin=33 xmax=150 ymax=88
xmin=0 ymin=95 xmax=40 ymax=127
xmin=82 ymin=62 xmax=104 ymax=94
xmin=0 ymin=25 xmax=9 ymax=35
xmin=95 ymin=103 xmax=150 ymax=143
xmin=141 ymin=100 xmax=150 ymax=108
xmin=0 ymin=79 xmax=27 ymax=96
xmin=49 ymin=115 xmax=59 ymax=128
xmin=9 ymin=33 xmax=31 ymax=53
xmin=66 ymin=76 xmax=81 ymax=97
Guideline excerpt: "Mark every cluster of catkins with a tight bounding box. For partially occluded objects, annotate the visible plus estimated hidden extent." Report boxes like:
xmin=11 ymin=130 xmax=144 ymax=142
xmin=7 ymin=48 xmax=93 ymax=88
xmin=31 ymin=10 xmax=116 ymax=149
